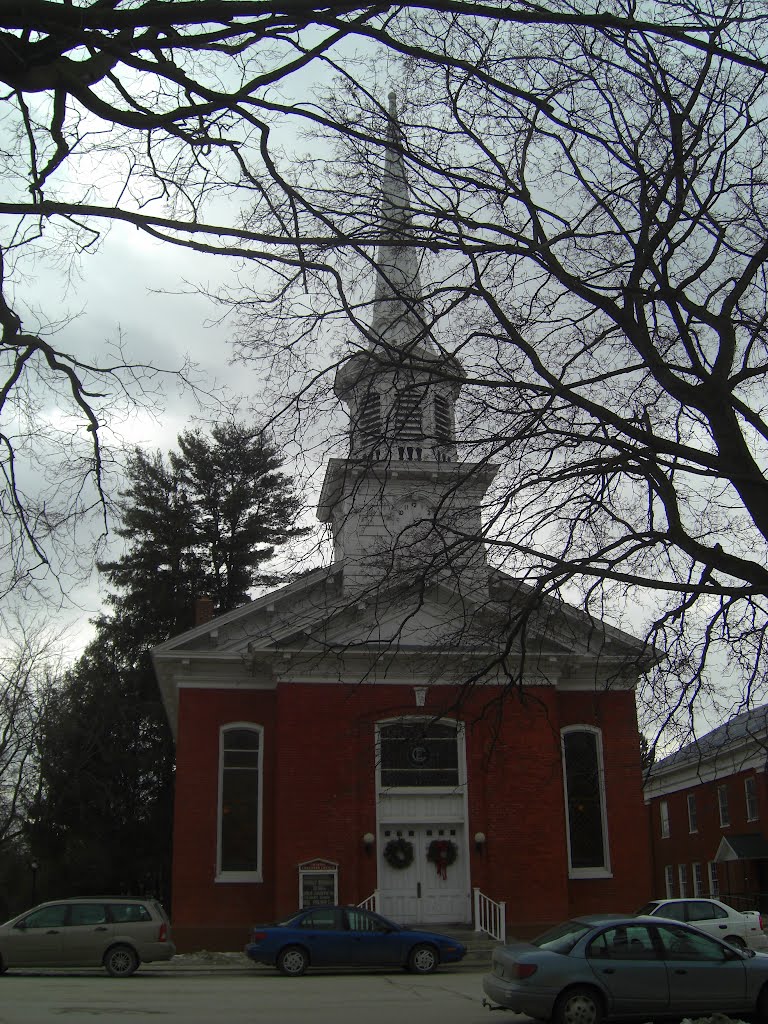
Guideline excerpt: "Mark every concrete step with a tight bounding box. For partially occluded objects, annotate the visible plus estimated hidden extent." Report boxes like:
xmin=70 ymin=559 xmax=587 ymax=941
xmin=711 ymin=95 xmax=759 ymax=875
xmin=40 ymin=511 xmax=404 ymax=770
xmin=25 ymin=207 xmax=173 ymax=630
xmin=415 ymin=925 xmax=503 ymax=970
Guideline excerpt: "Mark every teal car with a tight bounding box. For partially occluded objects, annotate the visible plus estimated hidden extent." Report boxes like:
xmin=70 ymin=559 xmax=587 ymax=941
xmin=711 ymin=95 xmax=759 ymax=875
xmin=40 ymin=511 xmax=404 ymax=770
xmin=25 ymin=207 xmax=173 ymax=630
xmin=483 ymin=915 xmax=768 ymax=1024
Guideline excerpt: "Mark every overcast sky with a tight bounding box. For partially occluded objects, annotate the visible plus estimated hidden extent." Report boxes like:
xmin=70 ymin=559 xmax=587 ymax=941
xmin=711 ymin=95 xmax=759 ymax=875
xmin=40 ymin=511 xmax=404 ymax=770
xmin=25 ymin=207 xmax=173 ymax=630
xmin=12 ymin=207 xmax=336 ymax=659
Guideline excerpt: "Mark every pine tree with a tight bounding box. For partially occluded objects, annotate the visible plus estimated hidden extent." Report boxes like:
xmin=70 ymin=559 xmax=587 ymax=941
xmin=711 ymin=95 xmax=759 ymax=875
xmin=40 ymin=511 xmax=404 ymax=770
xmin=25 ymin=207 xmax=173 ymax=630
xmin=27 ymin=423 xmax=305 ymax=901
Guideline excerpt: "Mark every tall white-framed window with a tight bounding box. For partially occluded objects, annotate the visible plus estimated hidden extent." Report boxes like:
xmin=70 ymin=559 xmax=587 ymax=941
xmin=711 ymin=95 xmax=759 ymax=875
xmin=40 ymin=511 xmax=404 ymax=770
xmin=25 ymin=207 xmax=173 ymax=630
xmin=216 ymin=723 xmax=263 ymax=882
xmin=561 ymin=726 xmax=611 ymax=878
xmin=687 ymin=794 xmax=698 ymax=833
xmin=678 ymin=863 xmax=688 ymax=897
xmin=718 ymin=784 xmax=731 ymax=827
xmin=708 ymin=861 xmax=720 ymax=896
xmin=664 ymin=864 xmax=675 ymax=898
xmin=693 ymin=862 xmax=704 ymax=896
xmin=659 ymin=799 xmax=670 ymax=838
xmin=745 ymin=776 xmax=759 ymax=822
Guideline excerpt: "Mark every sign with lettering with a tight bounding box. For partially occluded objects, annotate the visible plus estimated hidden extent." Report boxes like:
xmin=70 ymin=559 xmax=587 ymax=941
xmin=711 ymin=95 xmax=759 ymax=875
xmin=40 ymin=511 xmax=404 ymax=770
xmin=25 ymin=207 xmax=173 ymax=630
xmin=298 ymin=859 xmax=338 ymax=908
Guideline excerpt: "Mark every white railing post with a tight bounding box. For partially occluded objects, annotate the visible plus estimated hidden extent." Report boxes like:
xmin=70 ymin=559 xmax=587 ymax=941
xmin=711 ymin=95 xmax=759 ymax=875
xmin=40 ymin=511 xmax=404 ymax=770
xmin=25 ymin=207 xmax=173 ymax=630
xmin=473 ymin=887 xmax=507 ymax=942
xmin=357 ymin=890 xmax=378 ymax=912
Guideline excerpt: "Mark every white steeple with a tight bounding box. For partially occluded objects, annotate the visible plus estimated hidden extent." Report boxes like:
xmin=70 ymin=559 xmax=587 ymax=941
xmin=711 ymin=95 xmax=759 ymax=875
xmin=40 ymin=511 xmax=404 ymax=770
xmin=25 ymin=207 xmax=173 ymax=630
xmin=318 ymin=93 xmax=497 ymax=592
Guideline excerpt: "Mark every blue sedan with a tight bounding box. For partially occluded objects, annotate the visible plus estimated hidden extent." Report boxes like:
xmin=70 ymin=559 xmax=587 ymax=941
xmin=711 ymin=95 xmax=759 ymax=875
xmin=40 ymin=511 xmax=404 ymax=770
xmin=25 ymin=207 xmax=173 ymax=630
xmin=483 ymin=915 xmax=768 ymax=1024
xmin=245 ymin=905 xmax=466 ymax=976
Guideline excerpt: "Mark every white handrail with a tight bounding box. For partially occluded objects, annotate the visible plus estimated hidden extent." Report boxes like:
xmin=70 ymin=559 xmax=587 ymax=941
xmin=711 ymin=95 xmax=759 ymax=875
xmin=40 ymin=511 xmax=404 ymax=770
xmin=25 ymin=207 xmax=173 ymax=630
xmin=474 ymin=888 xmax=506 ymax=942
xmin=358 ymin=891 xmax=378 ymax=911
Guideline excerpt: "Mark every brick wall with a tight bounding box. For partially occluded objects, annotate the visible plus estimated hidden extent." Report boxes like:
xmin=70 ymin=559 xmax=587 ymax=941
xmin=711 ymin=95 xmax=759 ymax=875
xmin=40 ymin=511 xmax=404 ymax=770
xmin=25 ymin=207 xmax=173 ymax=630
xmin=170 ymin=681 xmax=650 ymax=950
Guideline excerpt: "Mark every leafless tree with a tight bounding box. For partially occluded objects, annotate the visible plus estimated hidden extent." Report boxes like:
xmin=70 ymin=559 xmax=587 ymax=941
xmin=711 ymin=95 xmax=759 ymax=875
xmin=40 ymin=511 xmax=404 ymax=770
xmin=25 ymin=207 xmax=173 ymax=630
xmin=1 ymin=1 xmax=764 ymax=605
xmin=0 ymin=616 xmax=62 ymax=851
xmin=211 ymin=4 xmax=768 ymax=748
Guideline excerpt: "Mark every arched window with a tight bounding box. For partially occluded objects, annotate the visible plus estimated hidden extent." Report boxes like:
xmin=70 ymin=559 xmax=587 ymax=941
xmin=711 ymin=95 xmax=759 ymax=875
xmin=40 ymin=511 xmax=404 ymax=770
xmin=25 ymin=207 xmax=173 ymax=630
xmin=378 ymin=719 xmax=461 ymax=788
xmin=561 ymin=727 xmax=610 ymax=877
xmin=217 ymin=724 xmax=263 ymax=880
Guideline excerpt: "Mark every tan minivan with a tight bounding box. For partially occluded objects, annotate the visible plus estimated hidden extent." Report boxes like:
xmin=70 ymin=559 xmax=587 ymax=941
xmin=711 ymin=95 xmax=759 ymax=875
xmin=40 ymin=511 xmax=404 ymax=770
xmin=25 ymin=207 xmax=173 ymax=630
xmin=0 ymin=897 xmax=175 ymax=976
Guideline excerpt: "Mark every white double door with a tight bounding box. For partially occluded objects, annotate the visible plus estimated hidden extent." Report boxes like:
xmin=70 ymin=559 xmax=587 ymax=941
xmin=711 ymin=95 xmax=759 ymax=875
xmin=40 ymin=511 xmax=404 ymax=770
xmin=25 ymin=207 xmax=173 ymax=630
xmin=378 ymin=824 xmax=470 ymax=925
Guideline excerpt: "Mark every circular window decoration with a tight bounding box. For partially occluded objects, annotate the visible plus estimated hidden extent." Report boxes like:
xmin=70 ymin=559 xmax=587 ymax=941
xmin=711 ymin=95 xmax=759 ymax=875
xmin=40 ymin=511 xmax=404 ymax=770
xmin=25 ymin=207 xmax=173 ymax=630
xmin=427 ymin=838 xmax=458 ymax=879
xmin=383 ymin=837 xmax=415 ymax=870
xmin=408 ymin=744 xmax=430 ymax=766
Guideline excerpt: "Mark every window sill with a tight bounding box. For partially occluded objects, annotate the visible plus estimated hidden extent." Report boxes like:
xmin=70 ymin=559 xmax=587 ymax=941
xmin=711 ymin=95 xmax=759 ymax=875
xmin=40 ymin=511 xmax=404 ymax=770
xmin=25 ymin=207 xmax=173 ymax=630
xmin=215 ymin=871 xmax=262 ymax=884
xmin=568 ymin=867 xmax=613 ymax=879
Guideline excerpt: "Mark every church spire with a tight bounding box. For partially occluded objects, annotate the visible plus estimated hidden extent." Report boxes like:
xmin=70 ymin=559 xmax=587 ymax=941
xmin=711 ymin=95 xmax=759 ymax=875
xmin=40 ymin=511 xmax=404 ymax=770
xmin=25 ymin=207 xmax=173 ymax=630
xmin=332 ymin=91 xmax=461 ymax=467
xmin=370 ymin=92 xmax=430 ymax=349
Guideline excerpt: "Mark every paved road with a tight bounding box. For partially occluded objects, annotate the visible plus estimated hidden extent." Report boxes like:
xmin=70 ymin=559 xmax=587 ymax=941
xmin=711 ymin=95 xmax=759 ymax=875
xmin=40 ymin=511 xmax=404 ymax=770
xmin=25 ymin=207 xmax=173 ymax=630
xmin=0 ymin=968 xmax=509 ymax=1024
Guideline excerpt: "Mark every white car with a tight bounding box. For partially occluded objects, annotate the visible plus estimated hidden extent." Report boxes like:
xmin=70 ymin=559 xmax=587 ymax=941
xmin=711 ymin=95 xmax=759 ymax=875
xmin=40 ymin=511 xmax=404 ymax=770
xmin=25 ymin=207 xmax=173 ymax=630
xmin=637 ymin=897 xmax=768 ymax=950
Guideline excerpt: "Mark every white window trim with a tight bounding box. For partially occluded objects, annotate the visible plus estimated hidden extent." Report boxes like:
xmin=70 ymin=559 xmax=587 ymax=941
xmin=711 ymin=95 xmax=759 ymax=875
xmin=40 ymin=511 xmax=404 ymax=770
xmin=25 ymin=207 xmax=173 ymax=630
xmin=561 ymin=725 xmax=612 ymax=879
xmin=216 ymin=722 xmax=264 ymax=883
xmin=708 ymin=861 xmax=720 ymax=897
xmin=678 ymin=863 xmax=688 ymax=897
xmin=687 ymin=794 xmax=698 ymax=834
xmin=693 ymin=861 xmax=704 ymax=896
xmin=660 ymin=799 xmax=670 ymax=839
xmin=664 ymin=865 xmax=674 ymax=898
xmin=375 ymin=716 xmax=467 ymax=794
xmin=745 ymin=776 xmax=759 ymax=822
xmin=718 ymin=784 xmax=730 ymax=827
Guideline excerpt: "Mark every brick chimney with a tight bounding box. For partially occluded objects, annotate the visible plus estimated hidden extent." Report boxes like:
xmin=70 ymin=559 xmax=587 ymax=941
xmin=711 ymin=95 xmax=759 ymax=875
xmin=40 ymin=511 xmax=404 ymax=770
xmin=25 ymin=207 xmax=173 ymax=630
xmin=194 ymin=596 xmax=214 ymax=626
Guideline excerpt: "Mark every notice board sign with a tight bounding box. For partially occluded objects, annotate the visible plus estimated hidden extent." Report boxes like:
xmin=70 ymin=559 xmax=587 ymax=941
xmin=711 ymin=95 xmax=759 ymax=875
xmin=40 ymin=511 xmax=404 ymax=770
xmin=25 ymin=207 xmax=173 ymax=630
xmin=298 ymin=859 xmax=338 ymax=908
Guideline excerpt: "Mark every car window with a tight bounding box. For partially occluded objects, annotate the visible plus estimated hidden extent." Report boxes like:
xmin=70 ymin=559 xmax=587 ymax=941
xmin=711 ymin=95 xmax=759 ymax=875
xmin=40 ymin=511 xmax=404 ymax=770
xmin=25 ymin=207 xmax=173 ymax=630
xmin=109 ymin=903 xmax=151 ymax=924
xmin=654 ymin=902 xmax=686 ymax=921
xmin=656 ymin=923 xmax=730 ymax=961
xmin=687 ymin=901 xmax=717 ymax=922
xmin=299 ymin=909 xmax=337 ymax=930
xmin=532 ymin=921 xmax=592 ymax=954
xmin=20 ymin=905 xmax=69 ymax=929
xmin=588 ymin=925 xmax=658 ymax=960
xmin=346 ymin=909 xmax=390 ymax=932
xmin=69 ymin=903 xmax=108 ymax=926
xmin=636 ymin=902 xmax=661 ymax=916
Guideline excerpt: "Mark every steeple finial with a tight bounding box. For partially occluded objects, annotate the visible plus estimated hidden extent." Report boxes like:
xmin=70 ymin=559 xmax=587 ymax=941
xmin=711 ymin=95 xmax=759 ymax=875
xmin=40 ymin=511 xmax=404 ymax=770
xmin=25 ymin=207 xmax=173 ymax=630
xmin=370 ymin=91 xmax=432 ymax=349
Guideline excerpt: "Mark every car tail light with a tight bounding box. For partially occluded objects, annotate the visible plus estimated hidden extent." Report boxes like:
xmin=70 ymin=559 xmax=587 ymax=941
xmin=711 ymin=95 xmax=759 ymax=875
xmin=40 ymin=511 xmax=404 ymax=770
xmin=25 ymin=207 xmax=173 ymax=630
xmin=513 ymin=963 xmax=538 ymax=979
xmin=158 ymin=922 xmax=167 ymax=943
xmin=251 ymin=931 xmax=267 ymax=942
xmin=759 ymin=914 xmax=764 ymax=931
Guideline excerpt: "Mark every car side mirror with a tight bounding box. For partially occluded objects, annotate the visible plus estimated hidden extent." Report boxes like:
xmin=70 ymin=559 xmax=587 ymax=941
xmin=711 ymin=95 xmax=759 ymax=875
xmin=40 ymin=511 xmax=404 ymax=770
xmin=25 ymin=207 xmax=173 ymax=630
xmin=14 ymin=921 xmax=26 ymax=931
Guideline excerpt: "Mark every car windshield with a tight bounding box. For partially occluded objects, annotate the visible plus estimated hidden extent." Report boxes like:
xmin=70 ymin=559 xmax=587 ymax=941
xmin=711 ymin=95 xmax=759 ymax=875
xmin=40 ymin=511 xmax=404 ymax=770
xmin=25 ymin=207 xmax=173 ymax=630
xmin=531 ymin=921 xmax=593 ymax=954
xmin=636 ymin=903 xmax=662 ymax=916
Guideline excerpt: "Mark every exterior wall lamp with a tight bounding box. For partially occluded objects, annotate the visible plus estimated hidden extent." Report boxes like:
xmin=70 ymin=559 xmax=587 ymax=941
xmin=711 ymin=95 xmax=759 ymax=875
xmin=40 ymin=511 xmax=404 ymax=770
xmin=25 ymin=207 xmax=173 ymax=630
xmin=474 ymin=832 xmax=486 ymax=852
xmin=363 ymin=832 xmax=375 ymax=853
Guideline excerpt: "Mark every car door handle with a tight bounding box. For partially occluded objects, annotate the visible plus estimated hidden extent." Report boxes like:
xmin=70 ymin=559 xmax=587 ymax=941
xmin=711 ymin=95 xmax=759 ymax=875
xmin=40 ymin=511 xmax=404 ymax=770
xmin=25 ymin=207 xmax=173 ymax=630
xmin=46 ymin=930 xmax=59 ymax=934
xmin=94 ymin=926 xmax=109 ymax=931
xmin=601 ymin=968 xmax=615 ymax=975
xmin=674 ymin=969 xmax=688 ymax=974
xmin=718 ymin=925 xmax=727 ymax=929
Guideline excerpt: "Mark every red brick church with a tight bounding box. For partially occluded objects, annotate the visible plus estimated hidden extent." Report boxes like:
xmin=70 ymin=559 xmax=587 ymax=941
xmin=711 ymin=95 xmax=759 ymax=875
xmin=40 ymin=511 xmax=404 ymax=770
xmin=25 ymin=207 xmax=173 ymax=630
xmin=152 ymin=96 xmax=652 ymax=952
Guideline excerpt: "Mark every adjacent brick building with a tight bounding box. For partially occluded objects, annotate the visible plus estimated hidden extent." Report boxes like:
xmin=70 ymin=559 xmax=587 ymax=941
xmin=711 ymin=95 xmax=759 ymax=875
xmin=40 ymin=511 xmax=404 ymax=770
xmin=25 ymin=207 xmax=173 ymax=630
xmin=152 ymin=95 xmax=654 ymax=952
xmin=644 ymin=706 xmax=768 ymax=912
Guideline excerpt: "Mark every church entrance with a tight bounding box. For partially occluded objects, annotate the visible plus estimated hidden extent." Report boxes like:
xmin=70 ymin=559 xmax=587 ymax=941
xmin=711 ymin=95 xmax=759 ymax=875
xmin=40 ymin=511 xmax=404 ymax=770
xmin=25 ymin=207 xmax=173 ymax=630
xmin=377 ymin=823 xmax=470 ymax=925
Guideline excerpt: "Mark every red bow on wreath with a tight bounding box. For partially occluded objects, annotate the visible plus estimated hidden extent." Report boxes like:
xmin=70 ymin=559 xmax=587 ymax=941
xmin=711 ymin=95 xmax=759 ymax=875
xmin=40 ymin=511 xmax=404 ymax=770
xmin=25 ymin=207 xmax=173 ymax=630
xmin=427 ymin=839 xmax=456 ymax=879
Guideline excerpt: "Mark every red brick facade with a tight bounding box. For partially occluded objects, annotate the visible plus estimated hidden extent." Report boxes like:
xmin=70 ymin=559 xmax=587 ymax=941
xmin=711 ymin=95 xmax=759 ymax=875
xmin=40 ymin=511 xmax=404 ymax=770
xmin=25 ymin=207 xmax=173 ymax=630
xmin=647 ymin=766 xmax=768 ymax=909
xmin=170 ymin=680 xmax=652 ymax=951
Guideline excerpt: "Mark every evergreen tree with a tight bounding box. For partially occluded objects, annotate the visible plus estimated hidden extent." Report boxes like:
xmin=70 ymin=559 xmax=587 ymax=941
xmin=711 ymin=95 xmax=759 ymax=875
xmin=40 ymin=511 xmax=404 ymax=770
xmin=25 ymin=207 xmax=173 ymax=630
xmin=27 ymin=423 xmax=305 ymax=902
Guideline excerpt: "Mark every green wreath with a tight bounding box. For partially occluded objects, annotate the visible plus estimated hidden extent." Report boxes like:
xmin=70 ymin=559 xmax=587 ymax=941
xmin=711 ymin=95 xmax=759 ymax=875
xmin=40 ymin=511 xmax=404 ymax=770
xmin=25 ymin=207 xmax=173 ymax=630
xmin=383 ymin=837 xmax=414 ymax=870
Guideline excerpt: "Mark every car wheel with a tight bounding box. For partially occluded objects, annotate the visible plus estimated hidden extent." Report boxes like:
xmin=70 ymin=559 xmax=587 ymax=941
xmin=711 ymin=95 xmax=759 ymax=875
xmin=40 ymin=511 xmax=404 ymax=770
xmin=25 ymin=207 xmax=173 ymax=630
xmin=726 ymin=935 xmax=746 ymax=949
xmin=554 ymin=986 xmax=604 ymax=1024
xmin=0 ymin=955 xmax=6 ymax=975
xmin=277 ymin=946 xmax=309 ymax=976
xmin=103 ymin=944 xmax=139 ymax=978
xmin=408 ymin=944 xmax=439 ymax=974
